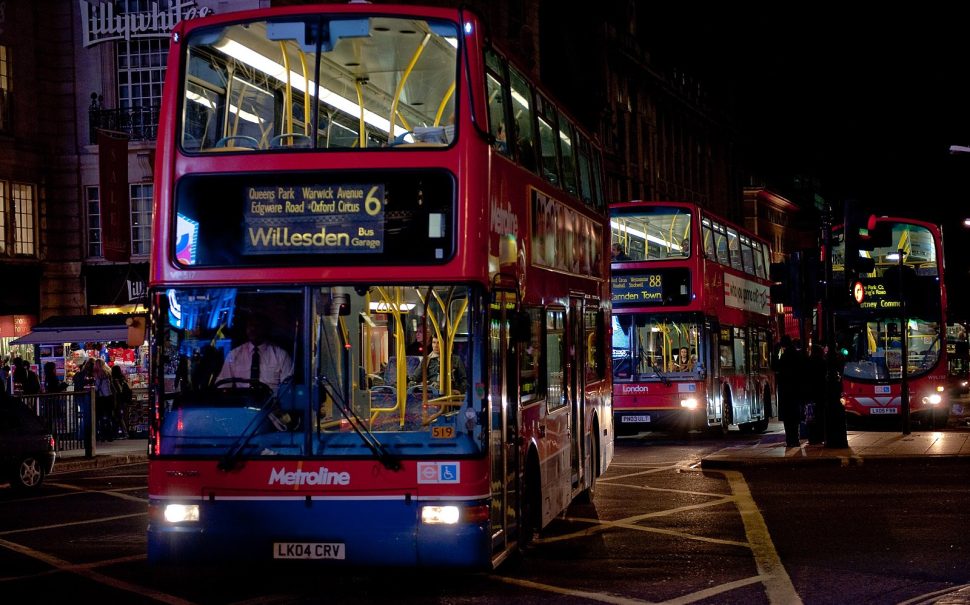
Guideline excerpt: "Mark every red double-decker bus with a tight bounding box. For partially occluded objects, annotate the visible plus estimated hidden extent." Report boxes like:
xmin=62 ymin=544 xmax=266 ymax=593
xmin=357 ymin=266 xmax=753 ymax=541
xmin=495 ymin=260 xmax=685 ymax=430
xmin=610 ymin=201 xmax=774 ymax=434
xmin=834 ymin=217 xmax=949 ymax=427
xmin=146 ymin=4 xmax=613 ymax=568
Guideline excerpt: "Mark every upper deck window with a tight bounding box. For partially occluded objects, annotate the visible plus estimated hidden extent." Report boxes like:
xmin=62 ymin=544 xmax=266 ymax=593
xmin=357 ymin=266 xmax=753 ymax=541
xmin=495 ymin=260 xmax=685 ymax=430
xmin=181 ymin=16 xmax=459 ymax=152
xmin=610 ymin=206 xmax=691 ymax=262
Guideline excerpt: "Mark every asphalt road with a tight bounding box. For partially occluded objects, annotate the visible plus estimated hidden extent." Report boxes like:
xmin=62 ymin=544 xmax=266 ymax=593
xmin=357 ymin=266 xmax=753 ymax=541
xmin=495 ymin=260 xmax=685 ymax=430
xmin=2 ymin=428 xmax=970 ymax=604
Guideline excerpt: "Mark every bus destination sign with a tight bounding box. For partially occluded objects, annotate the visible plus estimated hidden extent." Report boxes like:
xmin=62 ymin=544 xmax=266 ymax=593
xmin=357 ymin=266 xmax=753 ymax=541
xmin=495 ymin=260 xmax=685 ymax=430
xmin=243 ymin=184 xmax=385 ymax=254
xmin=612 ymin=274 xmax=664 ymax=304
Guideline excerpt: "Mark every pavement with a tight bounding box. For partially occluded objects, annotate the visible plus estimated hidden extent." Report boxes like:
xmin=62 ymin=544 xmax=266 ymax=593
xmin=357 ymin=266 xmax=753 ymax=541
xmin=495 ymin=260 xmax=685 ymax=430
xmin=51 ymin=438 xmax=149 ymax=474
xmin=700 ymin=420 xmax=970 ymax=469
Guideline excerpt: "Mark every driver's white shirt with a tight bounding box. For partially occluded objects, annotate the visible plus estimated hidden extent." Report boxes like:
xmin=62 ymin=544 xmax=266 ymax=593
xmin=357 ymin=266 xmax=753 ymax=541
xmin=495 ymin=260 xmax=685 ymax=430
xmin=216 ymin=342 xmax=294 ymax=391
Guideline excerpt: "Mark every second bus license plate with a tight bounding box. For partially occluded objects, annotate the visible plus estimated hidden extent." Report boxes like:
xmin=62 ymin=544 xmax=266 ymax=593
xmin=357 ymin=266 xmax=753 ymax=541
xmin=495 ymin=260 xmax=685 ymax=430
xmin=622 ymin=415 xmax=651 ymax=423
xmin=273 ymin=542 xmax=345 ymax=560
xmin=869 ymin=407 xmax=898 ymax=415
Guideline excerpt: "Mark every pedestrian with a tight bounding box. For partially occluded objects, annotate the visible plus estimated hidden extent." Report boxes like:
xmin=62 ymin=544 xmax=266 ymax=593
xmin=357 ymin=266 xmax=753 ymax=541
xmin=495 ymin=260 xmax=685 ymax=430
xmin=86 ymin=359 xmax=115 ymax=441
xmin=110 ymin=365 xmax=132 ymax=439
xmin=12 ymin=357 xmax=41 ymax=395
xmin=43 ymin=361 xmax=68 ymax=393
xmin=806 ymin=344 xmax=827 ymax=444
xmin=775 ymin=336 xmax=806 ymax=448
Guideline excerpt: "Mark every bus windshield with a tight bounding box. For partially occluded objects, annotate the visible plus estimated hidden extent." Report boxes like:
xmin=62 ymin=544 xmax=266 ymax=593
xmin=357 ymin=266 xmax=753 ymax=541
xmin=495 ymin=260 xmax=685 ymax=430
xmin=612 ymin=314 xmax=703 ymax=380
xmin=841 ymin=318 xmax=942 ymax=381
xmin=181 ymin=16 xmax=459 ymax=152
xmin=610 ymin=206 xmax=691 ymax=261
xmin=155 ymin=284 xmax=481 ymax=459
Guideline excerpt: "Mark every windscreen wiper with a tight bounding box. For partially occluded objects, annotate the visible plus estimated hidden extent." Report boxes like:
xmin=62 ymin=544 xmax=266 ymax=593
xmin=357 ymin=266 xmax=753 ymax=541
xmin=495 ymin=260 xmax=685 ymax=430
xmin=320 ymin=375 xmax=401 ymax=472
xmin=218 ymin=388 xmax=279 ymax=472
xmin=647 ymin=365 xmax=672 ymax=387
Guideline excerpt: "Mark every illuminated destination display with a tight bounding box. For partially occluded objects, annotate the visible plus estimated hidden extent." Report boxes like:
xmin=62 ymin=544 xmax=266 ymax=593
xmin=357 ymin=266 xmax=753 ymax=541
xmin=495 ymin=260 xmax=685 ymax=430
xmin=612 ymin=274 xmax=664 ymax=304
xmin=243 ymin=184 xmax=385 ymax=254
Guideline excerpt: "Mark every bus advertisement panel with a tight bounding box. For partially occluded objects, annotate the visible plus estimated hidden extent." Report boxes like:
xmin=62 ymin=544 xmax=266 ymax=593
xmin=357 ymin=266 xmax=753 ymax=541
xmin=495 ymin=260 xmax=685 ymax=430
xmin=146 ymin=4 xmax=612 ymax=569
xmin=834 ymin=217 xmax=949 ymax=427
xmin=610 ymin=202 xmax=774 ymax=434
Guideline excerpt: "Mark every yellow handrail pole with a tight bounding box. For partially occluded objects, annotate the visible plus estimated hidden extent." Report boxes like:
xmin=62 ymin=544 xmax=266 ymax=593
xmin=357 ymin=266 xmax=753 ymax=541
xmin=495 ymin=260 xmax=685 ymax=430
xmin=444 ymin=299 xmax=468 ymax=395
xmin=297 ymin=50 xmax=311 ymax=135
xmin=355 ymin=79 xmax=367 ymax=148
xmin=434 ymin=82 xmax=456 ymax=126
xmin=396 ymin=111 xmax=412 ymax=133
xmin=388 ymin=33 xmax=431 ymax=140
xmin=279 ymin=42 xmax=293 ymax=136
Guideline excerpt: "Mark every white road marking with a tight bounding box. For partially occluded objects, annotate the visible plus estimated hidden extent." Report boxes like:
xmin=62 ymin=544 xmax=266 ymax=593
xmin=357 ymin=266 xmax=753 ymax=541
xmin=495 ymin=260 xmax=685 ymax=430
xmin=0 ymin=537 xmax=194 ymax=605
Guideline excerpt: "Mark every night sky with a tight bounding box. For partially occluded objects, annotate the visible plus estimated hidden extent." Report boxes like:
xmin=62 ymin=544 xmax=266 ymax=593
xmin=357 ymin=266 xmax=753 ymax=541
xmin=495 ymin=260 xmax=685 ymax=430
xmin=639 ymin=7 xmax=970 ymax=313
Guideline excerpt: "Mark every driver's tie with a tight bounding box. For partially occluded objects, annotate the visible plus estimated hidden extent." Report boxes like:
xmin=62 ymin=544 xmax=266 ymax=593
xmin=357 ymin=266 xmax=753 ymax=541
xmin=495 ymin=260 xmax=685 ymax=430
xmin=250 ymin=345 xmax=261 ymax=383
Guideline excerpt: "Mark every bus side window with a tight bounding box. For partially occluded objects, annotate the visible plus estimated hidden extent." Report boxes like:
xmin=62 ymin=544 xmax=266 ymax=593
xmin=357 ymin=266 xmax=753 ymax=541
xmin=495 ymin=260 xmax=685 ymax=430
xmin=545 ymin=309 xmax=566 ymax=412
xmin=703 ymin=224 xmax=717 ymax=261
xmin=536 ymin=96 xmax=560 ymax=186
xmin=509 ymin=68 xmax=537 ymax=172
xmin=714 ymin=223 xmax=729 ymax=266
xmin=520 ymin=307 xmax=542 ymax=401
xmin=557 ymin=112 xmax=578 ymax=195
xmin=485 ymin=53 xmax=509 ymax=155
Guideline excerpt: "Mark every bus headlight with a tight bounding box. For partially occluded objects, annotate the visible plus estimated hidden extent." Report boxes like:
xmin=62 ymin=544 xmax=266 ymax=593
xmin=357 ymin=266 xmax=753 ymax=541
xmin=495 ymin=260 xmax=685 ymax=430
xmin=922 ymin=394 xmax=943 ymax=406
xmin=421 ymin=505 xmax=460 ymax=525
xmin=680 ymin=398 xmax=699 ymax=410
xmin=163 ymin=504 xmax=200 ymax=523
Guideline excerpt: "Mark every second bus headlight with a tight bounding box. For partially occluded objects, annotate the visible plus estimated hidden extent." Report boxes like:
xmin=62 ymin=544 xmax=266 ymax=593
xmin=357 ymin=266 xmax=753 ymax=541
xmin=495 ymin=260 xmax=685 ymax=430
xmin=164 ymin=504 xmax=200 ymax=523
xmin=680 ymin=398 xmax=699 ymax=409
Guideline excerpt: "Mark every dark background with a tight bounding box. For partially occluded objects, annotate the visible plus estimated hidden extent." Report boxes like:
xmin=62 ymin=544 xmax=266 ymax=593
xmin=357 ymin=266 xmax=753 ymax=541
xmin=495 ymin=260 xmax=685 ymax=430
xmin=640 ymin=7 xmax=970 ymax=316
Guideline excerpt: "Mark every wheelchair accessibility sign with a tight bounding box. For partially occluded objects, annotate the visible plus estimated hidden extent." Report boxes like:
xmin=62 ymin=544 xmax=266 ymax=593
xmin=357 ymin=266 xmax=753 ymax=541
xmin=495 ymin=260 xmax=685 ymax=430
xmin=417 ymin=461 xmax=460 ymax=484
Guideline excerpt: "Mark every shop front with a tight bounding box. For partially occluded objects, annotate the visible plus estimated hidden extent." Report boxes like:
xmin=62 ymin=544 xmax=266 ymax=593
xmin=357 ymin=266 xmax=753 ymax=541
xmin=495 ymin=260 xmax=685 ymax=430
xmin=12 ymin=314 xmax=150 ymax=437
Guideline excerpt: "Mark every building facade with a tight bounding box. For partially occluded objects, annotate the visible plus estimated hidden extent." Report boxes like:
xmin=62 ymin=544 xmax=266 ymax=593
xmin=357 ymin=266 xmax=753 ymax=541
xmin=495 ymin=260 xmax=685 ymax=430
xmin=1 ymin=0 xmax=762 ymax=356
xmin=0 ymin=0 xmax=264 ymax=357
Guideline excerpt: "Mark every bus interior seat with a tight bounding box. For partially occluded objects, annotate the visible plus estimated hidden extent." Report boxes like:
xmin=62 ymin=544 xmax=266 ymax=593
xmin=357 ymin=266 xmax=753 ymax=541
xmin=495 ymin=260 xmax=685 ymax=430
xmin=382 ymin=356 xmax=422 ymax=387
xmin=270 ymin=133 xmax=312 ymax=148
xmin=213 ymin=135 xmax=260 ymax=151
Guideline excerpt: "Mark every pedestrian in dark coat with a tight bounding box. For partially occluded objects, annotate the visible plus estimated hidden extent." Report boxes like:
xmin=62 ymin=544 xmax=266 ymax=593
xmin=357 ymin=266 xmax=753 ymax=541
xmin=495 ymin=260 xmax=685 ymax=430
xmin=806 ymin=345 xmax=827 ymax=444
xmin=775 ymin=336 xmax=806 ymax=447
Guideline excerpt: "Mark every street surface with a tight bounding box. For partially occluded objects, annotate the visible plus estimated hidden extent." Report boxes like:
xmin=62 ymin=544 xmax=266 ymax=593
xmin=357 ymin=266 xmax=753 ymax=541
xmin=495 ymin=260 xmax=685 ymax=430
xmin=2 ymin=424 xmax=969 ymax=604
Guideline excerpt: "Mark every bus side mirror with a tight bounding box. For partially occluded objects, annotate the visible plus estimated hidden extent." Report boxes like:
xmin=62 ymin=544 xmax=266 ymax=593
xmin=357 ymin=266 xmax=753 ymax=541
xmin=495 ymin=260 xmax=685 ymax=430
xmin=127 ymin=316 xmax=146 ymax=347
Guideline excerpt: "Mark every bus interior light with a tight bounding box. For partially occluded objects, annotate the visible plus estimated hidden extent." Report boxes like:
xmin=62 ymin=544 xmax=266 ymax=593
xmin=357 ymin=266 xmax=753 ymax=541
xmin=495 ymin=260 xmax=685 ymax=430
xmin=421 ymin=505 xmax=461 ymax=525
xmin=164 ymin=504 xmax=200 ymax=523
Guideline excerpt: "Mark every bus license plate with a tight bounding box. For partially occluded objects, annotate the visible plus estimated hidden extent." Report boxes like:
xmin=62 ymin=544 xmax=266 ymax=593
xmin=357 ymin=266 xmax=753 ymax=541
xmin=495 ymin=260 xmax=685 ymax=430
xmin=622 ymin=415 xmax=651 ymax=423
xmin=869 ymin=407 xmax=898 ymax=415
xmin=273 ymin=542 xmax=345 ymax=560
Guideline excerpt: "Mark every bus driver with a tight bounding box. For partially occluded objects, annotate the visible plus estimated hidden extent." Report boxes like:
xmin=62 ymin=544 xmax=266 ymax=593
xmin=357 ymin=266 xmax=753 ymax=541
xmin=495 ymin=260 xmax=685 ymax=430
xmin=216 ymin=313 xmax=294 ymax=392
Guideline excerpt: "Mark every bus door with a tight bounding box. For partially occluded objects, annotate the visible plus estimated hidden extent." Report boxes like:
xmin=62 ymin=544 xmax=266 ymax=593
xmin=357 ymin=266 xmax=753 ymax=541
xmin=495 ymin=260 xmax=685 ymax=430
xmin=488 ymin=298 xmax=520 ymax=556
xmin=569 ymin=296 xmax=586 ymax=490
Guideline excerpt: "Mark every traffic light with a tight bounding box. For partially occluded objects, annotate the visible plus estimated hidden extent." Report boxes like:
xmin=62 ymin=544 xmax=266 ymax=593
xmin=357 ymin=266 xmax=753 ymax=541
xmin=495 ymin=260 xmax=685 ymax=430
xmin=770 ymin=259 xmax=794 ymax=306
xmin=843 ymin=200 xmax=878 ymax=304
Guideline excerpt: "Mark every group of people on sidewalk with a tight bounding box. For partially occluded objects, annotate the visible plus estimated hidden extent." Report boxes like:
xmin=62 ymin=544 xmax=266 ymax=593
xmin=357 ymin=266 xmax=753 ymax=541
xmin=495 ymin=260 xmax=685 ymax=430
xmin=73 ymin=358 xmax=133 ymax=441
xmin=774 ymin=335 xmax=828 ymax=448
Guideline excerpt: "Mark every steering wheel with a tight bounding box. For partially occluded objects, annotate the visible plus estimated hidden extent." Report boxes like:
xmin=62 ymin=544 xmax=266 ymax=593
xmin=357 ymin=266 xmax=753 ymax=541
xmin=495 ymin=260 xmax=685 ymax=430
xmin=212 ymin=377 xmax=272 ymax=395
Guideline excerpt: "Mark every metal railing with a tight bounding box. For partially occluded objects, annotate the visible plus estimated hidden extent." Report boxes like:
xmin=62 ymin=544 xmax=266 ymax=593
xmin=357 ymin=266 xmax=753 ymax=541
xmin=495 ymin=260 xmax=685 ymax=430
xmin=89 ymin=105 xmax=159 ymax=143
xmin=22 ymin=387 xmax=150 ymax=458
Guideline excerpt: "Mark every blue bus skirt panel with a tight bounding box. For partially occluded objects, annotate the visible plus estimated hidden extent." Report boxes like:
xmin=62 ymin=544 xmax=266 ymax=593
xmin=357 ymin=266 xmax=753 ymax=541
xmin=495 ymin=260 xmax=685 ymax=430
xmin=147 ymin=497 xmax=490 ymax=568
